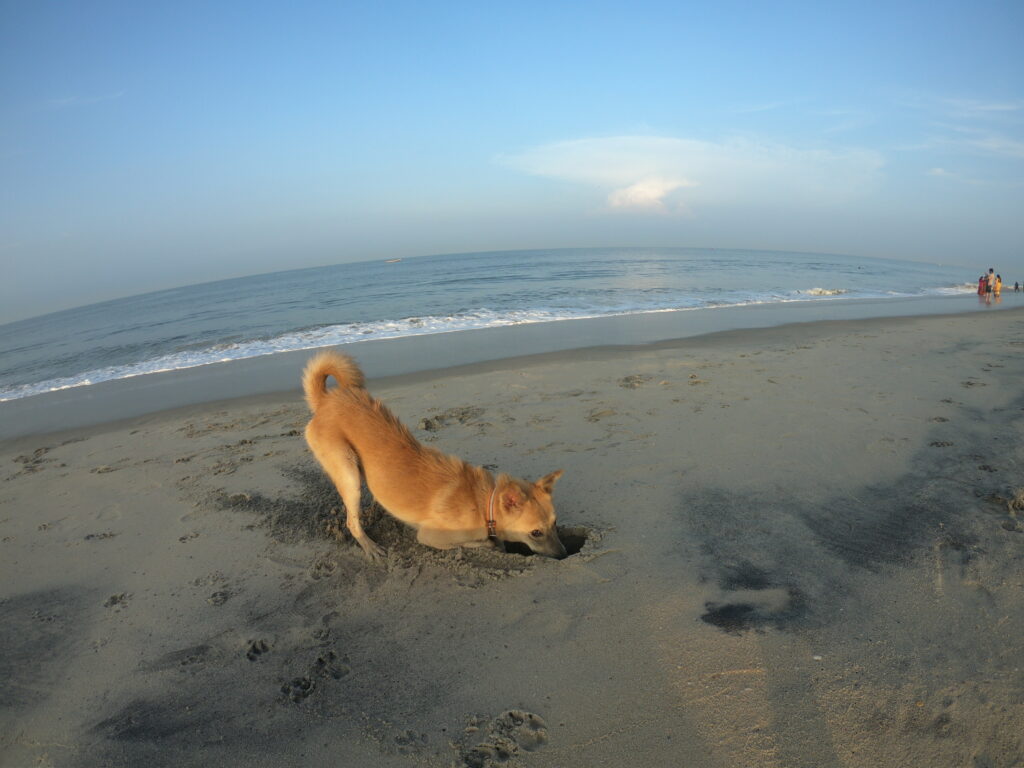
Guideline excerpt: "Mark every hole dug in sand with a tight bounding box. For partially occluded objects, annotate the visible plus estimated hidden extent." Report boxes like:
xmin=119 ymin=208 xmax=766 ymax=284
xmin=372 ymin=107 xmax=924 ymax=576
xmin=504 ymin=525 xmax=589 ymax=558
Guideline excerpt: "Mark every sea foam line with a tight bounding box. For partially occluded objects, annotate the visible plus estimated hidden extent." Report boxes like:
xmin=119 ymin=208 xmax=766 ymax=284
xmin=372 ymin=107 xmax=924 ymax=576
xmin=0 ymin=287 xmax=974 ymax=402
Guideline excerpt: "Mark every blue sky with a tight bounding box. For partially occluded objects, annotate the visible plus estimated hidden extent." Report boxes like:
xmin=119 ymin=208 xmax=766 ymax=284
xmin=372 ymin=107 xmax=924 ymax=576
xmin=2 ymin=0 xmax=1022 ymax=322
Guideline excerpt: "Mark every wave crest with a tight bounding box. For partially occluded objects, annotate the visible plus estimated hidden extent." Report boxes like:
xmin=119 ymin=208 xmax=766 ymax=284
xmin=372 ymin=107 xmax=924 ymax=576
xmin=799 ymin=287 xmax=848 ymax=296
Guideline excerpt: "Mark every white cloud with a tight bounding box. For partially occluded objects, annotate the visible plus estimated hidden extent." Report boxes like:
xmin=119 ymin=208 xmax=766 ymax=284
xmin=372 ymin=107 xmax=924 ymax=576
xmin=607 ymin=177 xmax=695 ymax=212
xmin=500 ymin=135 xmax=884 ymax=214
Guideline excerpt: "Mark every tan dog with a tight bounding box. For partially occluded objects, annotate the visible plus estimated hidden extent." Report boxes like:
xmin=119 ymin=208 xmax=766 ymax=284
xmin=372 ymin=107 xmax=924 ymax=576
xmin=302 ymin=352 xmax=566 ymax=561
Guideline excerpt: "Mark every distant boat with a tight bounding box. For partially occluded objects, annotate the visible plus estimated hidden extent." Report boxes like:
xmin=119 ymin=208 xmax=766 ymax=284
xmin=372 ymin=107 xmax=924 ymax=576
xmin=385 ymin=258 xmax=402 ymax=263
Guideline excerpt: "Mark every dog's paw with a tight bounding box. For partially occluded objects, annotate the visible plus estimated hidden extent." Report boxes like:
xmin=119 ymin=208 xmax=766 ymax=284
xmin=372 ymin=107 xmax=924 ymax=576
xmin=361 ymin=540 xmax=386 ymax=562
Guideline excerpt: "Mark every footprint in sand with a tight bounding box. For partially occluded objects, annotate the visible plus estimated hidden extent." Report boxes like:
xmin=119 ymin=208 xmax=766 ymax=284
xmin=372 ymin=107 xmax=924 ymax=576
xmin=619 ymin=374 xmax=651 ymax=389
xmin=103 ymin=593 xmax=131 ymax=609
xmin=278 ymin=650 xmax=350 ymax=703
xmin=91 ymin=460 xmax=129 ymax=474
xmin=309 ymin=557 xmax=337 ymax=580
xmin=539 ymin=389 xmax=585 ymax=401
xmin=210 ymin=459 xmax=240 ymax=475
xmin=245 ymin=639 xmax=269 ymax=661
xmin=456 ymin=710 xmax=549 ymax=767
xmin=85 ymin=531 xmax=118 ymax=541
xmin=586 ymin=407 xmax=616 ymax=422
xmin=393 ymin=729 xmax=429 ymax=755
xmin=144 ymin=643 xmax=213 ymax=671
xmin=207 ymin=589 xmax=234 ymax=606
xmin=418 ymin=406 xmax=486 ymax=432
xmin=11 ymin=447 xmax=55 ymax=476
xmin=312 ymin=649 xmax=350 ymax=680
xmin=280 ymin=676 xmax=315 ymax=703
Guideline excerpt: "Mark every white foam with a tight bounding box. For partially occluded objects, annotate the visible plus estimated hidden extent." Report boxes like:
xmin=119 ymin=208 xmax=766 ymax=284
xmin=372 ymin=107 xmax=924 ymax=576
xmin=934 ymin=283 xmax=980 ymax=295
xmin=799 ymin=287 xmax=848 ymax=296
xmin=0 ymin=287 xmax=977 ymax=402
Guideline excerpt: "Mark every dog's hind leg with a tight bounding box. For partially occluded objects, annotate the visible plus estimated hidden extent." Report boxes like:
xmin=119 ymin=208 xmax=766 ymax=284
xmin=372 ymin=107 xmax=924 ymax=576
xmin=318 ymin=444 xmax=385 ymax=561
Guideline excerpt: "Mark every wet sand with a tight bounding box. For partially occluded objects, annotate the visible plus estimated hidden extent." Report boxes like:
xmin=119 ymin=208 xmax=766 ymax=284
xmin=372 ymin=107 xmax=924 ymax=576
xmin=2 ymin=307 xmax=1023 ymax=767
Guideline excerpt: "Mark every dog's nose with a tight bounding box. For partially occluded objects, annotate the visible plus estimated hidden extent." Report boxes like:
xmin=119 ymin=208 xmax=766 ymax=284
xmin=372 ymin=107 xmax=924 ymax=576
xmin=551 ymin=538 xmax=568 ymax=559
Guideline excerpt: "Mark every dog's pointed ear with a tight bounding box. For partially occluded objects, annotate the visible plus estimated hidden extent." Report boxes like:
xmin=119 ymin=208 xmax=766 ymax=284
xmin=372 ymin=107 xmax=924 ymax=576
xmin=501 ymin=484 xmax=525 ymax=513
xmin=534 ymin=469 xmax=563 ymax=495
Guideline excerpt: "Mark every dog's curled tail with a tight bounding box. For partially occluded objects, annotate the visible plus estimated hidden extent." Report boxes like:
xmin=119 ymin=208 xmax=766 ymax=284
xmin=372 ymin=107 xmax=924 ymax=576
xmin=302 ymin=351 xmax=366 ymax=412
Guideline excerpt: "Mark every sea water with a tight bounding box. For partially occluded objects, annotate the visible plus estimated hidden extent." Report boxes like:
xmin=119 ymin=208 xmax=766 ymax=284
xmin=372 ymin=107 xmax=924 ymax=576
xmin=0 ymin=247 xmax=976 ymax=402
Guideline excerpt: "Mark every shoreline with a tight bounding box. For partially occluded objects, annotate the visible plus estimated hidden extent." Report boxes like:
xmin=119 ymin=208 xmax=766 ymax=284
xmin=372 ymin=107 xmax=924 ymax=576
xmin=1 ymin=293 xmax=1017 ymax=441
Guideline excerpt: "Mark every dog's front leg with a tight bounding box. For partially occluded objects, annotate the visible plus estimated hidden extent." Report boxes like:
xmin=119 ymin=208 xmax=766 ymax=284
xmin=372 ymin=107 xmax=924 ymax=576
xmin=460 ymin=537 xmax=505 ymax=553
xmin=417 ymin=528 xmax=501 ymax=552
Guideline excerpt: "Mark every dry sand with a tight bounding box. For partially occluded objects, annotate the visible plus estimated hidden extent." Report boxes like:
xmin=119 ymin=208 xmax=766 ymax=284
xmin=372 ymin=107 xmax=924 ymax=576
xmin=2 ymin=308 xmax=1023 ymax=767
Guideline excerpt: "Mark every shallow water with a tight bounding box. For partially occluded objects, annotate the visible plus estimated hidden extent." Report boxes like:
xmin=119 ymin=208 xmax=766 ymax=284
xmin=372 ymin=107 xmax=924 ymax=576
xmin=0 ymin=247 xmax=975 ymax=402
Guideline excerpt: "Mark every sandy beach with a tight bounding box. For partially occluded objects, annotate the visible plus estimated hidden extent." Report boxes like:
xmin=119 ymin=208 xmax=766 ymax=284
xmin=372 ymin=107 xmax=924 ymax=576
xmin=2 ymin=307 xmax=1023 ymax=768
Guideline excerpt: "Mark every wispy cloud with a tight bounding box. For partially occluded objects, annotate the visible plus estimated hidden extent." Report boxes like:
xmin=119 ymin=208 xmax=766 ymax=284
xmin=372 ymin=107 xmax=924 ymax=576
xmin=903 ymin=95 xmax=1024 ymax=158
xmin=730 ymin=100 xmax=790 ymax=114
xmin=966 ymin=134 xmax=1024 ymax=159
xmin=940 ymin=97 xmax=1024 ymax=118
xmin=501 ymin=135 xmax=884 ymax=214
xmin=926 ymin=124 xmax=1024 ymax=160
xmin=814 ymin=107 xmax=875 ymax=135
xmin=928 ymin=166 xmax=1023 ymax=187
xmin=901 ymin=94 xmax=1024 ymax=120
xmin=48 ymin=91 xmax=125 ymax=109
xmin=928 ymin=166 xmax=983 ymax=185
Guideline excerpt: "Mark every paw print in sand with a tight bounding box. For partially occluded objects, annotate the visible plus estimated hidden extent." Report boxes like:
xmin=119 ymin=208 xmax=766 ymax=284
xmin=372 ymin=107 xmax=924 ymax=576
xmin=457 ymin=710 xmax=549 ymax=766
xmin=246 ymin=639 xmax=269 ymax=661
xmin=280 ymin=676 xmax=314 ymax=703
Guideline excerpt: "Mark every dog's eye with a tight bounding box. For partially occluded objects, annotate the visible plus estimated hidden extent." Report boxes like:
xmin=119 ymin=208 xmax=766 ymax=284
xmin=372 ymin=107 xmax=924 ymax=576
xmin=530 ymin=529 xmax=543 ymax=538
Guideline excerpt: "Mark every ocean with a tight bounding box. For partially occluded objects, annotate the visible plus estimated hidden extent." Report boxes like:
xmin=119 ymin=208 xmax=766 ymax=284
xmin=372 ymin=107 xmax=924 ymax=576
xmin=0 ymin=247 xmax=975 ymax=403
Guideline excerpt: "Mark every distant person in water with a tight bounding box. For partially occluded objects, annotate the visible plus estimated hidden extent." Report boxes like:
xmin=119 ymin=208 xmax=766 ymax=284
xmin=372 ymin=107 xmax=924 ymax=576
xmin=986 ymin=268 xmax=995 ymax=302
xmin=995 ymin=274 xmax=1002 ymax=296
xmin=1015 ymin=281 xmax=1020 ymax=292
xmin=978 ymin=275 xmax=987 ymax=295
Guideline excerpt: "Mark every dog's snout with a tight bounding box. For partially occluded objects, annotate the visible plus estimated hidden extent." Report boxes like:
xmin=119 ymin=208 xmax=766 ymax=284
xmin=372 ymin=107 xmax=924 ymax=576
xmin=545 ymin=532 xmax=568 ymax=559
